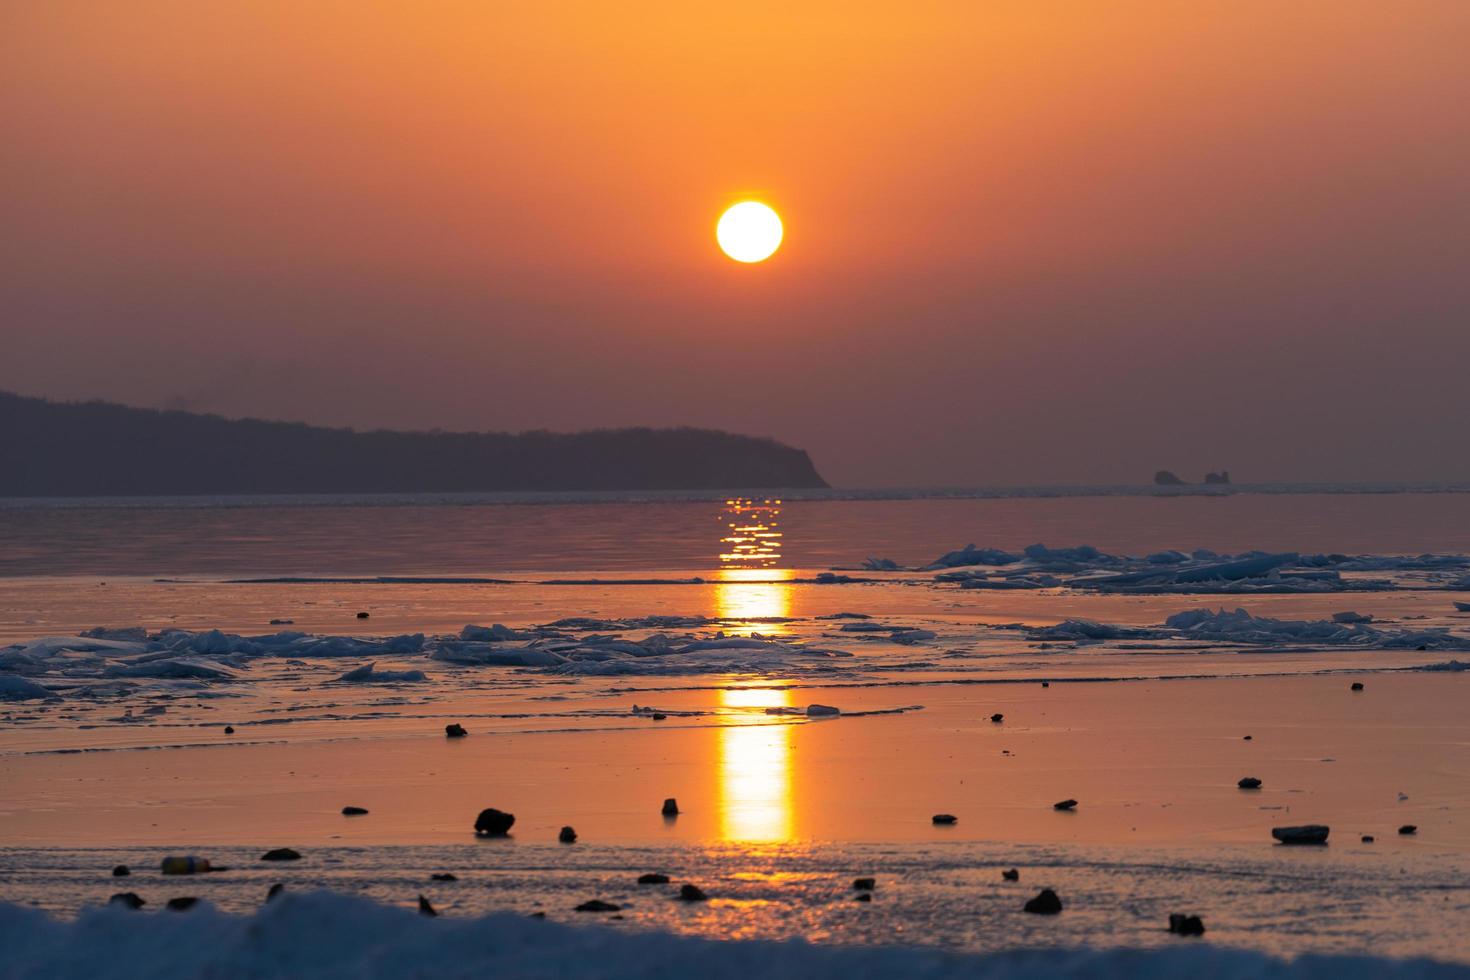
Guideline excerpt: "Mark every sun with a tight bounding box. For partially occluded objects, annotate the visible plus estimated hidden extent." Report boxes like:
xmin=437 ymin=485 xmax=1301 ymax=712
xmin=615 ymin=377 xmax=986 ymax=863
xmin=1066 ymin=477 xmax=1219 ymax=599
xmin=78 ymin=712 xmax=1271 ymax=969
xmin=717 ymin=201 xmax=783 ymax=263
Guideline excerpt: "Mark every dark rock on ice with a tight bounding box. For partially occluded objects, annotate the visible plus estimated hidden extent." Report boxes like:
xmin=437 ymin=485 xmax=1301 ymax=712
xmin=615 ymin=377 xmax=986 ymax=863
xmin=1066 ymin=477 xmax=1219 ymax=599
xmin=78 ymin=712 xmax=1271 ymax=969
xmin=1002 ymin=868 xmax=1020 ymax=881
xmin=1351 ymin=682 xmax=1365 ymax=691
xmin=1169 ymin=913 xmax=1206 ymax=935
xmin=1361 ymin=835 xmax=1375 ymax=843
xmin=576 ymin=900 xmax=621 ymax=912
xmin=431 ymin=873 xmax=458 ymax=882
xmin=1238 ymin=777 xmax=1262 ymax=789
xmin=662 ymin=798 xmax=680 ymax=816
xmin=474 ymin=808 xmax=515 ymax=836
xmin=418 ymin=895 xmax=437 ymax=917
xmin=853 ymin=877 xmax=875 ymax=891
xmin=109 ymin=892 xmax=145 ymax=909
xmin=445 ymin=723 xmax=467 ymax=737
xmin=1272 ymin=824 xmax=1330 ymax=845
xmin=111 ymin=865 xmax=130 ymax=877
xmin=1399 ymin=824 xmax=1418 ymax=835
xmin=224 ymin=726 xmax=234 ymax=734
xmin=637 ymin=873 xmax=670 ymax=885
xmin=854 ymin=893 xmax=872 ymax=902
xmin=1154 ymin=471 xmax=1186 ymax=486
xmin=1023 ymin=889 xmax=1063 ymax=914
xmin=559 ymin=826 xmax=577 ymax=843
xmin=990 ymin=713 xmax=1004 ymax=723
xmin=678 ymin=884 xmax=708 ymax=901
xmin=356 ymin=612 xmax=370 ymax=619
xmin=261 ymin=848 xmax=301 ymax=861
xmin=1054 ymin=799 xmax=1078 ymax=811
xmin=932 ymin=814 xmax=958 ymax=825
xmin=267 ymin=883 xmax=285 ymax=902
xmin=342 ymin=806 xmax=369 ymax=816
xmin=166 ymin=897 xmax=199 ymax=912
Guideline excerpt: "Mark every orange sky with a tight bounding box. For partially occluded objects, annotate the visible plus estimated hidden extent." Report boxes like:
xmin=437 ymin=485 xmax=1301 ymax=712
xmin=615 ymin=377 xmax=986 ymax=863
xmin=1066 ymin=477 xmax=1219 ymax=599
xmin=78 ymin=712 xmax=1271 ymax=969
xmin=3 ymin=2 xmax=1468 ymax=485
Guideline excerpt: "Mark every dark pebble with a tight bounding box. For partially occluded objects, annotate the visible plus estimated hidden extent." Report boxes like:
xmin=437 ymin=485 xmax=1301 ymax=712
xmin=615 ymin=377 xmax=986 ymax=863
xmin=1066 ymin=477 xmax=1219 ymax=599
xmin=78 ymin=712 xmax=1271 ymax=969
xmin=575 ymin=900 xmax=621 ymax=912
xmin=474 ymin=808 xmax=515 ymax=836
xmin=356 ymin=612 xmax=370 ymax=619
xmin=267 ymin=883 xmax=285 ymax=902
xmin=431 ymin=873 xmax=459 ymax=882
xmin=1168 ymin=913 xmax=1206 ymax=936
xmin=1399 ymin=824 xmax=1418 ymax=835
xmin=260 ymin=848 xmax=301 ymax=861
xmin=109 ymin=892 xmax=145 ymax=910
xmin=1351 ymin=682 xmax=1364 ymax=691
xmin=559 ymin=826 xmax=578 ymax=844
xmin=418 ymin=895 xmax=437 ymax=917
xmin=1361 ymin=835 xmax=1375 ymax=843
xmin=224 ymin=726 xmax=234 ymax=734
xmin=662 ymin=798 xmax=680 ymax=816
xmin=1053 ymin=799 xmax=1078 ymax=811
xmin=342 ymin=806 xmax=369 ymax=816
xmin=854 ymin=893 xmax=872 ymax=902
xmin=990 ymin=713 xmax=1004 ymax=723
xmin=111 ymin=865 xmax=130 ymax=877
xmin=932 ymin=813 xmax=958 ymax=825
xmin=1023 ymin=889 xmax=1063 ymax=915
xmin=166 ymin=897 xmax=199 ymax=912
xmin=1238 ymin=777 xmax=1262 ymax=789
xmin=445 ymin=723 xmax=467 ymax=738
xmin=1002 ymin=868 xmax=1020 ymax=881
xmin=678 ymin=884 xmax=708 ymax=901
xmin=638 ymin=873 xmax=670 ymax=885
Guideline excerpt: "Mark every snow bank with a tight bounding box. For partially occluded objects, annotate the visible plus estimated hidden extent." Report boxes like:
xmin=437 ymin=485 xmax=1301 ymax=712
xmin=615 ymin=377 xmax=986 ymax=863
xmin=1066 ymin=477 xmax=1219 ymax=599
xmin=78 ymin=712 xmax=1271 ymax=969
xmin=0 ymin=891 xmax=1462 ymax=980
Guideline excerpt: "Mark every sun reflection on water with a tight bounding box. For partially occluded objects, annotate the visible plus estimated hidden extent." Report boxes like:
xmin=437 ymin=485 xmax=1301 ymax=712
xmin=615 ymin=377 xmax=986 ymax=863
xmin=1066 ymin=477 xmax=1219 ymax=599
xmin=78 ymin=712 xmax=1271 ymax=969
xmin=719 ymin=498 xmax=782 ymax=568
xmin=717 ymin=686 xmax=795 ymax=843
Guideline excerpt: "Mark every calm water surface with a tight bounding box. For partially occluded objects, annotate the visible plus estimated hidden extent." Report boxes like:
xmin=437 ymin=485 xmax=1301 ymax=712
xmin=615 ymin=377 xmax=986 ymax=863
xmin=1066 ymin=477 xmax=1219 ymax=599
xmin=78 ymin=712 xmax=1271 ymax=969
xmin=3 ymin=491 xmax=1469 ymax=577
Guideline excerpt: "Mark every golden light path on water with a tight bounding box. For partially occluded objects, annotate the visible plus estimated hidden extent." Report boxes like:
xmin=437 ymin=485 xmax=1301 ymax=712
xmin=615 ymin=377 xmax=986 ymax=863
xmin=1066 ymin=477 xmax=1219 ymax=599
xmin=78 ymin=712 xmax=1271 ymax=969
xmin=717 ymin=685 xmax=795 ymax=843
xmin=712 ymin=497 xmax=797 ymax=842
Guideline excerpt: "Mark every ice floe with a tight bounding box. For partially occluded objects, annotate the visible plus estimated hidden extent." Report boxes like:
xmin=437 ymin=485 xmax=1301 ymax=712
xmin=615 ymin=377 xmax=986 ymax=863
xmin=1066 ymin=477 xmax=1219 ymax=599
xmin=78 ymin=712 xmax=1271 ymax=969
xmin=923 ymin=543 xmax=1470 ymax=594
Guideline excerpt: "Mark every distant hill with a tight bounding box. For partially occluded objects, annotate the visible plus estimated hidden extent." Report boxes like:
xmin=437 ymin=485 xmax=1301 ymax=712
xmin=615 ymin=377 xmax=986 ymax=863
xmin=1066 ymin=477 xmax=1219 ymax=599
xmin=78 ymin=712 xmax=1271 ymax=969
xmin=0 ymin=391 xmax=828 ymax=496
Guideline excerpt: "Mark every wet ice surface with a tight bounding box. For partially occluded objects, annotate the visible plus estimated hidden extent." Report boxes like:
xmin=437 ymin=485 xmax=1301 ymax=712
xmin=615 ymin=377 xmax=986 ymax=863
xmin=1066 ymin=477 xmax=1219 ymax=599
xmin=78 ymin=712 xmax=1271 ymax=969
xmin=4 ymin=550 xmax=1470 ymax=966
xmin=3 ymin=550 xmax=1469 ymax=753
xmin=2 ymin=841 xmax=1469 ymax=963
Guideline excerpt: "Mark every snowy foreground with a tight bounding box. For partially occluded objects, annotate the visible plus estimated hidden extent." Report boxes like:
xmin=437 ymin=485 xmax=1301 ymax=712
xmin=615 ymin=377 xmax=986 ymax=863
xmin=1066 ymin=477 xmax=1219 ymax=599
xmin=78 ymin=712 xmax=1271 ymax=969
xmin=2 ymin=891 xmax=1465 ymax=980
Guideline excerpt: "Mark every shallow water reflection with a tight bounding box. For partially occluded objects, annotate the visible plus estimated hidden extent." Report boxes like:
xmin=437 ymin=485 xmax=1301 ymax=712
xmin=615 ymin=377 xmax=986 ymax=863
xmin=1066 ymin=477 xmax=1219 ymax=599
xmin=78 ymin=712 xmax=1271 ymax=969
xmin=717 ymin=686 xmax=795 ymax=843
xmin=712 ymin=567 xmax=794 ymax=628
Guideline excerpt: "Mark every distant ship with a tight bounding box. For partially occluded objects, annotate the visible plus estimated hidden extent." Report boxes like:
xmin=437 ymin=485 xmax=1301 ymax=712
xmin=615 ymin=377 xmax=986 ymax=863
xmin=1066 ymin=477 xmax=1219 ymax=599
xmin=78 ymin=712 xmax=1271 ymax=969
xmin=1154 ymin=470 xmax=1232 ymax=486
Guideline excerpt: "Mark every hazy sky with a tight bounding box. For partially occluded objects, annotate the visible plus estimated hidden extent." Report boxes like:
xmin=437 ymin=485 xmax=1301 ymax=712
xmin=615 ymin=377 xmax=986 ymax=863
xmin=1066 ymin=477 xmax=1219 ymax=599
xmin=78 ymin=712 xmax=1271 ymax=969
xmin=3 ymin=2 xmax=1467 ymax=487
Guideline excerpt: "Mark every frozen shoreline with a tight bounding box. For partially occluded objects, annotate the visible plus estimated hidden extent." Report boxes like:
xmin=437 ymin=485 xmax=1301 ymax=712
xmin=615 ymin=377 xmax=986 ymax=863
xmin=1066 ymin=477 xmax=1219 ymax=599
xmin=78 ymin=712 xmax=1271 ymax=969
xmin=2 ymin=889 xmax=1466 ymax=979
